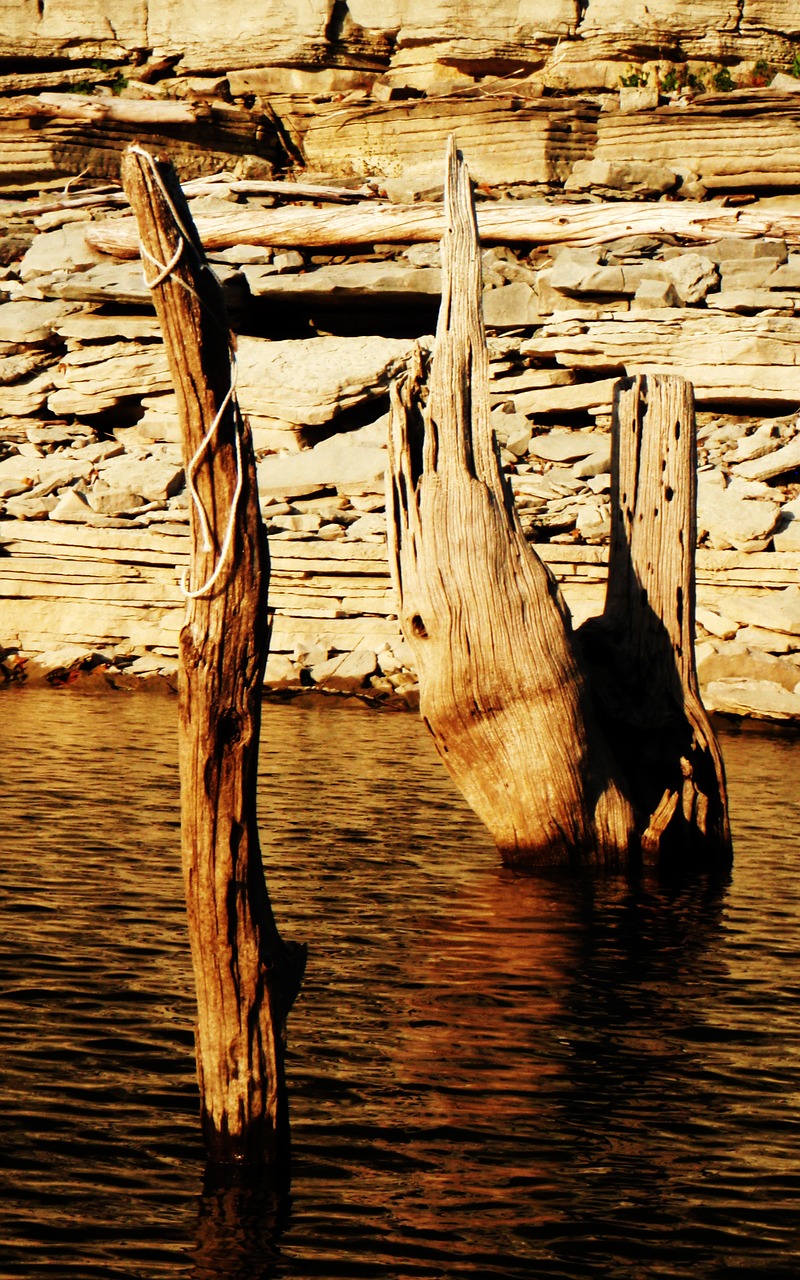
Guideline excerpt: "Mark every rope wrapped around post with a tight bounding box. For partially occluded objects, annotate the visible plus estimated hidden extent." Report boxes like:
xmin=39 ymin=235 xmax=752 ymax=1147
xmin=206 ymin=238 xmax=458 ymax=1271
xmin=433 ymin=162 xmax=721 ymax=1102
xmin=121 ymin=145 xmax=305 ymax=1170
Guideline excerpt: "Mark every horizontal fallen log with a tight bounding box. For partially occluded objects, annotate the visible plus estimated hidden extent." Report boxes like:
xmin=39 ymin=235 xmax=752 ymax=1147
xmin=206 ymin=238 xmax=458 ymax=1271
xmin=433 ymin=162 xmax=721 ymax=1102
xmin=192 ymin=178 xmax=379 ymax=203
xmin=0 ymin=93 xmax=222 ymax=126
xmin=0 ymin=68 xmax=114 ymax=95
xmin=86 ymin=199 xmax=800 ymax=258
xmin=2 ymin=175 xmax=377 ymax=219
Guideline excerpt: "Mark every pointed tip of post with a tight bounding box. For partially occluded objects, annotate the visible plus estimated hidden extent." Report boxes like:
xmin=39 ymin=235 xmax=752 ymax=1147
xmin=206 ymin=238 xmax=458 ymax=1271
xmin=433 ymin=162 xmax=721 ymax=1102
xmin=444 ymin=134 xmax=468 ymax=226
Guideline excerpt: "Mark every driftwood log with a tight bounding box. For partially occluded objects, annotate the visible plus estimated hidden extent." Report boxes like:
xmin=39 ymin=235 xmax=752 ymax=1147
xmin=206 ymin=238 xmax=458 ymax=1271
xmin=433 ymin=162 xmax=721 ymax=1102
xmin=387 ymin=139 xmax=731 ymax=871
xmin=5 ymin=175 xmax=377 ymax=219
xmin=2 ymin=93 xmax=223 ymax=126
xmin=121 ymin=147 xmax=305 ymax=1167
xmin=86 ymin=197 xmax=800 ymax=257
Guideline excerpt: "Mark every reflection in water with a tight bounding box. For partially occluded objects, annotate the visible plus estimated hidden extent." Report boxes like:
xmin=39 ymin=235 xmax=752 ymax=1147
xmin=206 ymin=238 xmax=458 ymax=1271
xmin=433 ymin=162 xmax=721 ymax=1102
xmin=0 ymin=689 xmax=798 ymax=1278
xmin=190 ymin=1169 xmax=288 ymax=1280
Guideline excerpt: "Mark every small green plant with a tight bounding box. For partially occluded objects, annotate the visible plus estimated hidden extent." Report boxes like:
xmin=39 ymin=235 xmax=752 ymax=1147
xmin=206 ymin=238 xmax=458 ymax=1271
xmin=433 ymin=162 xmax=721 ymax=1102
xmin=790 ymin=51 xmax=800 ymax=79
xmin=661 ymin=64 xmax=707 ymax=95
xmin=751 ymin=59 xmax=771 ymax=87
xmin=712 ymin=66 xmax=735 ymax=92
xmin=620 ymin=70 xmax=645 ymax=88
xmin=67 ymin=71 xmax=127 ymax=96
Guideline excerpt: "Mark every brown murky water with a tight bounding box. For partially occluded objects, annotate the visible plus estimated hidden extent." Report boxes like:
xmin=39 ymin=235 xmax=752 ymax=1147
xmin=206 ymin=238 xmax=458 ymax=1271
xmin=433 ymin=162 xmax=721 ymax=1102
xmin=0 ymin=690 xmax=798 ymax=1278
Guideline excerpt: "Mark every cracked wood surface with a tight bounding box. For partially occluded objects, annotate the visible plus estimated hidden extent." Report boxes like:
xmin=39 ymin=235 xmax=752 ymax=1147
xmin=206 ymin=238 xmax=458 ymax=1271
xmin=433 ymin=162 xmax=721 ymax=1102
xmin=387 ymin=139 xmax=636 ymax=868
xmin=579 ymin=375 xmax=732 ymax=864
xmin=86 ymin=198 xmax=800 ymax=257
xmin=121 ymin=147 xmax=304 ymax=1167
xmin=388 ymin=140 xmax=731 ymax=869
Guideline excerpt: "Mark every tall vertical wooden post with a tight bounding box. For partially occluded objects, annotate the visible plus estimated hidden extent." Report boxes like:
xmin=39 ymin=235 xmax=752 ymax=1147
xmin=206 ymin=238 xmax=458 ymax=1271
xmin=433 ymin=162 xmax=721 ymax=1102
xmin=121 ymin=148 xmax=305 ymax=1166
xmin=579 ymin=375 xmax=732 ymax=865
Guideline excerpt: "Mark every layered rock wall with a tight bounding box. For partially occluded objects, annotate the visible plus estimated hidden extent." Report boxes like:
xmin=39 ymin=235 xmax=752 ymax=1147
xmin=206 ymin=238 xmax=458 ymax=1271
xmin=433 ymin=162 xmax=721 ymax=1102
xmin=2 ymin=197 xmax=800 ymax=720
xmin=1 ymin=6 xmax=800 ymax=719
xmin=3 ymin=0 xmax=798 ymax=77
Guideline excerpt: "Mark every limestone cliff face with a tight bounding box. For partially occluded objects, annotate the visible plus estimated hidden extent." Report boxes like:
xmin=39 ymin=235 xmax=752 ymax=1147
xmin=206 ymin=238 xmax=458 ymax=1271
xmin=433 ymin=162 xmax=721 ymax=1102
xmin=149 ymin=0 xmax=334 ymax=72
xmin=350 ymin=0 xmax=578 ymax=43
xmin=2 ymin=0 xmax=798 ymax=77
xmin=0 ymin=0 xmax=330 ymax=66
xmin=1 ymin=2 xmax=800 ymax=720
xmin=0 ymin=0 xmax=148 ymax=60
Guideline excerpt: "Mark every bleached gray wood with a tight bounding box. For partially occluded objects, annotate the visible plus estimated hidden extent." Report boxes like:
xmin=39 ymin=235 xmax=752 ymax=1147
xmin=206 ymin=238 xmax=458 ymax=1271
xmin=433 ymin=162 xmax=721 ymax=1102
xmin=86 ymin=198 xmax=800 ymax=257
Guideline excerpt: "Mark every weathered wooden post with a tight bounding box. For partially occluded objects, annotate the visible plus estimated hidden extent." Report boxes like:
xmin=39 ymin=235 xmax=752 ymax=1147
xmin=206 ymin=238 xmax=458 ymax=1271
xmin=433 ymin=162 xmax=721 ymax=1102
xmin=388 ymin=138 xmax=731 ymax=871
xmin=579 ymin=375 xmax=731 ymax=864
xmin=121 ymin=147 xmax=305 ymax=1166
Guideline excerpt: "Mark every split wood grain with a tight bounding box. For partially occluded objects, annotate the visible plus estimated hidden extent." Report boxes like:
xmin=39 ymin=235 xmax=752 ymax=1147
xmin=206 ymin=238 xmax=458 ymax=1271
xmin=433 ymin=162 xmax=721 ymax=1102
xmin=87 ymin=199 xmax=800 ymax=257
xmin=121 ymin=146 xmax=305 ymax=1169
xmin=387 ymin=139 xmax=731 ymax=870
xmin=387 ymin=139 xmax=636 ymax=868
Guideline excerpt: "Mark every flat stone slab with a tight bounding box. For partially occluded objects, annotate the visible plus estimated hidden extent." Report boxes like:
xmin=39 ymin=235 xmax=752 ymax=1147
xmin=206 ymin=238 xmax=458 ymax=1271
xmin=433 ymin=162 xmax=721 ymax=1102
xmin=0 ymin=452 xmax=93 ymax=499
xmin=482 ymin=281 xmax=539 ymax=326
xmin=716 ymin=587 xmax=800 ymax=635
xmin=257 ymin=437 xmax=386 ymax=501
xmin=236 ymin=335 xmax=416 ymax=426
xmin=310 ymin=647 xmax=378 ymax=691
xmin=242 ymin=261 xmax=441 ymax=299
xmin=42 ymin=260 xmax=250 ymax=311
xmin=529 ymin=429 xmax=610 ymax=463
xmin=49 ymin=342 xmax=172 ymax=416
xmin=732 ymin=432 xmax=800 ymax=482
xmin=18 ymin=221 xmax=106 ymax=280
xmin=92 ymin=453 xmax=185 ymax=505
xmin=705 ymin=678 xmax=800 ymax=721
xmin=697 ymin=643 xmax=800 ymax=692
xmin=0 ymin=298 xmax=85 ymax=344
xmin=773 ymin=497 xmax=800 ymax=551
xmin=697 ymin=473 xmax=780 ymax=551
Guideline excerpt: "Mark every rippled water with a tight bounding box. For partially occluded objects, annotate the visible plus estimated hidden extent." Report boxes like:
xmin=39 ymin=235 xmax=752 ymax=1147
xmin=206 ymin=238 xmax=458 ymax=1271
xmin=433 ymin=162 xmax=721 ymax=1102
xmin=0 ymin=689 xmax=799 ymax=1279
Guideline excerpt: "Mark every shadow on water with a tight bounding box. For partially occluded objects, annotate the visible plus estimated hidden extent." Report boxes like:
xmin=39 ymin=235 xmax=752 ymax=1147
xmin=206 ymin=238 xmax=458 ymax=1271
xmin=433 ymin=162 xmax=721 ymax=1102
xmin=0 ymin=690 xmax=799 ymax=1278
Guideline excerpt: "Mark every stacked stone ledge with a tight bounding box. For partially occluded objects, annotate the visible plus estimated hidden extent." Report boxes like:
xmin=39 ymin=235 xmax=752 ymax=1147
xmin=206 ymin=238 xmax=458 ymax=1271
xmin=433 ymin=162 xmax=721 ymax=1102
xmin=1 ymin=193 xmax=800 ymax=721
xmin=3 ymin=28 xmax=800 ymax=719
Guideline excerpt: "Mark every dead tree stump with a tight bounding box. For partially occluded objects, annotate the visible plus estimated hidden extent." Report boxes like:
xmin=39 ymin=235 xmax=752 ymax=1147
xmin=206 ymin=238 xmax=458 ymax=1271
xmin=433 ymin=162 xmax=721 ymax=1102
xmin=579 ymin=375 xmax=731 ymax=866
xmin=121 ymin=147 xmax=305 ymax=1167
xmin=388 ymin=139 xmax=637 ymax=869
xmin=388 ymin=138 xmax=731 ymax=872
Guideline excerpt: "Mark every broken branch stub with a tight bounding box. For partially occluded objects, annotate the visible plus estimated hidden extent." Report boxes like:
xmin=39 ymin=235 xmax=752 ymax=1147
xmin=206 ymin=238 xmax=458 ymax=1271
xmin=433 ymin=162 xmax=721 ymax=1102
xmin=121 ymin=147 xmax=305 ymax=1167
xmin=387 ymin=139 xmax=636 ymax=869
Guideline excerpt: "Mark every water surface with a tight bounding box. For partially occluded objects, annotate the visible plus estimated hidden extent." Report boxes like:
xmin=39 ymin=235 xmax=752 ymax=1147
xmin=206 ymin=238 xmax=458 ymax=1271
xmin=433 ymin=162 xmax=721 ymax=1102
xmin=0 ymin=690 xmax=798 ymax=1278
